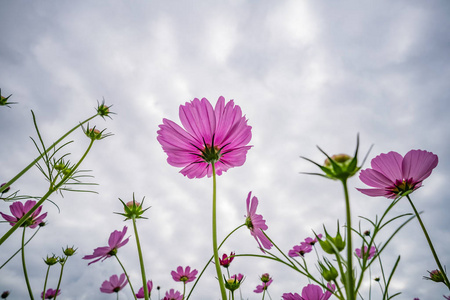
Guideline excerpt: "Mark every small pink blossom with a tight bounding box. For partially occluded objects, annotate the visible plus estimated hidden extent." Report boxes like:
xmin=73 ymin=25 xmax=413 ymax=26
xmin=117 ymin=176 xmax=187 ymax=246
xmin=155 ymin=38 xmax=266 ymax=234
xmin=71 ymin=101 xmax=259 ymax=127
xmin=245 ymin=192 xmax=273 ymax=253
xmin=171 ymin=266 xmax=198 ymax=283
xmin=219 ymin=252 xmax=235 ymax=268
xmin=304 ymin=234 xmax=323 ymax=246
xmin=282 ymin=283 xmax=335 ymax=300
xmin=100 ymin=274 xmax=128 ymax=293
xmin=1 ymin=200 xmax=47 ymax=229
xmin=162 ymin=289 xmax=183 ymax=300
xmin=254 ymin=278 xmax=273 ymax=293
xmin=41 ymin=288 xmax=60 ymax=299
xmin=157 ymin=97 xmax=252 ymax=179
xmin=83 ymin=226 xmax=129 ymax=265
xmin=288 ymin=243 xmax=312 ymax=258
xmin=357 ymin=150 xmax=438 ymax=199
xmin=355 ymin=246 xmax=377 ymax=260
xmin=136 ymin=280 xmax=153 ymax=299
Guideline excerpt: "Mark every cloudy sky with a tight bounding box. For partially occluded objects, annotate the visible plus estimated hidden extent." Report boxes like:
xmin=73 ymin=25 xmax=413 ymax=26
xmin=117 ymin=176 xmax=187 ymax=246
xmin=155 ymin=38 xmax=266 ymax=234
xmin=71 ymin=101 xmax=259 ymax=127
xmin=1 ymin=1 xmax=450 ymax=299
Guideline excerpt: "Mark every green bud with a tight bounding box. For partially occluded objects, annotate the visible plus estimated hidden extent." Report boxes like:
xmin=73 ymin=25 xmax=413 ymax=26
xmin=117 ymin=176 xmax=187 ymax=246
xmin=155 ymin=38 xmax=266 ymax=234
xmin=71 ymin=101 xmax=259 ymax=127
xmin=44 ymin=255 xmax=59 ymax=266
xmin=424 ymin=269 xmax=446 ymax=283
xmin=318 ymin=225 xmax=346 ymax=254
xmin=319 ymin=259 xmax=339 ymax=281
xmin=63 ymin=246 xmax=77 ymax=256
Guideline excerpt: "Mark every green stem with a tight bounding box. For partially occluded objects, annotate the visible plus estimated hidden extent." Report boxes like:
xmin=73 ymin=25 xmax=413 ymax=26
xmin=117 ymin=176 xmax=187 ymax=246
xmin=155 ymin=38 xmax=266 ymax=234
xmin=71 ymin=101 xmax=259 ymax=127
xmin=183 ymin=283 xmax=186 ymax=300
xmin=406 ymin=195 xmax=450 ymax=289
xmin=42 ymin=265 xmax=51 ymax=300
xmin=115 ymin=255 xmax=137 ymax=300
xmin=132 ymin=217 xmax=149 ymax=300
xmin=0 ymin=139 xmax=95 ymax=245
xmin=0 ymin=226 xmax=41 ymax=269
xmin=211 ymin=163 xmax=227 ymax=300
xmin=22 ymin=227 xmax=34 ymax=300
xmin=342 ymin=179 xmax=355 ymax=300
xmin=53 ymin=259 xmax=67 ymax=300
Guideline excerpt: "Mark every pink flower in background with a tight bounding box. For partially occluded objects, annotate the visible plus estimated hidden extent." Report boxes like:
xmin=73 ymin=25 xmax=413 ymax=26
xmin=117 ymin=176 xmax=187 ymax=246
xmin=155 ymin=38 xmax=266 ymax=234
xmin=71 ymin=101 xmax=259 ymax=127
xmin=282 ymin=283 xmax=335 ymax=300
xmin=288 ymin=243 xmax=312 ymax=258
xmin=171 ymin=266 xmax=198 ymax=283
xmin=304 ymin=234 xmax=323 ymax=246
xmin=357 ymin=150 xmax=438 ymax=199
xmin=83 ymin=226 xmax=129 ymax=265
xmin=157 ymin=96 xmax=252 ymax=179
xmin=355 ymin=246 xmax=377 ymax=260
xmin=245 ymin=192 xmax=273 ymax=253
xmin=162 ymin=289 xmax=183 ymax=300
xmin=219 ymin=251 xmax=235 ymax=268
xmin=41 ymin=288 xmax=60 ymax=299
xmin=254 ymin=278 xmax=273 ymax=293
xmin=1 ymin=200 xmax=47 ymax=229
xmin=100 ymin=274 xmax=128 ymax=293
xmin=136 ymin=280 xmax=153 ymax=298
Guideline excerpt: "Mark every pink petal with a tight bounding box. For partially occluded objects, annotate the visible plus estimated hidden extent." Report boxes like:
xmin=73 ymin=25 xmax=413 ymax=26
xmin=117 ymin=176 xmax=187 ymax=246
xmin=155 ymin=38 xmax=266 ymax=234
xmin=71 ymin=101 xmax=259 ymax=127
xmin=370 ymin=151 xmax=403 ymax=182
xmin=302 ymin=284 xmax=323 ymax=299
xmin=402 ymin=150 xmax=438 ymax=183
xmin=356 ymin=188 xmax=395 ymax=198
xmin=359 ymin=168 xmax=394 ymax=188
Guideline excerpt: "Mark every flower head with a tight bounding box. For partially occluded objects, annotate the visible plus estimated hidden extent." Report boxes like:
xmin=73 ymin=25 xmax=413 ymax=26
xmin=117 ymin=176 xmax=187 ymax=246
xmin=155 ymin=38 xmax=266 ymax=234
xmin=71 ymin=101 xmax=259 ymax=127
xmin=357 ymin=150 xmax=438 ymax=199
xmin=1 ymin=291 xmax=9 ymax=299
xmin=116 ymin=194 xmax=150 ymax=220
xmin=136 ymin=280 xmax=153 ymax=299
xmin=0 ymin=183 xmax=10 ymax=194
xmin=43 ymin=255 xmax=59 ymax=266
xmin=100 ymin=273 xmax=128 ymax=293
xmin=63 ymin=246 xmax=77 ymax=257
xmin=0 ymin=89 xmax=17 ymax=108
xmin=245 ymin=192 xmax=273 ymax=253
xmin=254 ymin=275 xmax=273 ymax=293
xmin=288 ymin=243 xmax=312 ymax=258
xmin=304 ymin=234 xmax=323 ymax=246
xmin=162 ymin=289 xmax=183 ymax=300
xmin=355 ymin=246 xmax=377 ymax=260
xmin=225 ymin=274 xmax=244 ymax=292
xmin=424 ymin=269 xmax=446 ymax=283
xmin=1 ymin=200 xmax=47 ymax=229
xmin=171 ymin=266 xmax=198 ymax=283
xmin=157 ymin=96 xmax=252 ymax=179
xmin=96 ymin=99 xmax=114 ymax=119
xmin=83 ymin=226 xmax=129 ymax=265
xmin=219 ymin=252 xmax=235 ymax=268
xmin=41 ymin=288 xmax=60 ymax=299
xmin=283 ymin=283 xmax=335 ymax=300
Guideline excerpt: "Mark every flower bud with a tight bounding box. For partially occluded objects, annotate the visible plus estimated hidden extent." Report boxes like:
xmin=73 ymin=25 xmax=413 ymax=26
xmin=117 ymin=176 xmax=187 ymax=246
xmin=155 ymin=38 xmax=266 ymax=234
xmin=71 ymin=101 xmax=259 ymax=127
xmin=318 ymin=225 xmax=345 ymax=254
xmin=225 ymin=274 xmax=244 ymax=292
xmin=260 ymin=273 xmax=271 ymax=283
xmin=0 ymin=183 xmax=10 ymax=194
xmin=96 ymin=99 xmax=113 ymax=119
xmin=44 ymin=255 xmax=59 ymax=266
xmin=63 ymin=246 xmax=77 ymax=256
xmin=424 ymin=269 xmax=446 ymax=283
xmin=319 ymin=259 xmax=339 ymax=281
xmin=116 ymin=194 xmax=150 ymax=220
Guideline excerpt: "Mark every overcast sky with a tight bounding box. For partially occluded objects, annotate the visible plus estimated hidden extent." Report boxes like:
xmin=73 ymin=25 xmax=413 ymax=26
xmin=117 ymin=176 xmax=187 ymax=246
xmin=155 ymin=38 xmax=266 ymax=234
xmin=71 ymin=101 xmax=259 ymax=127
xmin=1 ymin=1 xmax=450 ymax=299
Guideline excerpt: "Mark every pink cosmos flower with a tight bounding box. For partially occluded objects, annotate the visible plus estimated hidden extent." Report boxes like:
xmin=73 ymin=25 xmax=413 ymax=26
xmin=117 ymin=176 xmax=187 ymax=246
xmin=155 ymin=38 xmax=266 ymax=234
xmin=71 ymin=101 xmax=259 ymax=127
xmin=357 ymin=150 xmax=438 ymax=199
xmin=254 ymin=278 xmax=273 ymax=293
xmin=41 ymin=288 xmax=60 ymax=299
xmin=1 ymin=200 xmax=47 ymax=229
xmin=219 ymin=252 xmax=235 ymax=268
xmin=136 ymin=280 xmax=153 ymax=299
xmin=245 ymin=192 xmax=273 ymax=253
xmin=304 ymin=234 xmax=323 ymax=246
xmin=83 ymin=226 xmax=129 ymax=265
xmin=171 ymin=266 xmax=198 ymax=283
xmin=157 ymin=96 xmax=252 ymax=179
xmin=100 ymin=273 xmax=128 ymax=293
xmin=162 ymin=289 xmax=183 ymax=300
xmin=355 ymin=246 xmax=377 ymax=260
xmin=288 ymin=243 xmax=313 ymax=258
xmin=282 ymin=283 xmax=335 ymax=300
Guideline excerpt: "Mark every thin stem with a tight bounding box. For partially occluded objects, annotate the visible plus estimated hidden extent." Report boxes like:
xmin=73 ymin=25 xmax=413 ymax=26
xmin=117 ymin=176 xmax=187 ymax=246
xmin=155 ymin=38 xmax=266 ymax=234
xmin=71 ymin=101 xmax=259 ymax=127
xmin=42 ymin=265 xmax=51 ymax=300
xmin=406 ymin=195 xmax=450 ymax=289
xmin=53 ymin=259 xmax=66 ymax=300
xmin=22 ymin=227 xmax=34 ymax=300
xmin=115 ymin=255 xmax=137 ymax=300
xmin=211 ymin=163 xmax=227 ymax=300
xmin=341 ymin=179 xmax=355 ymax=300
xmin=132 ymin=217 xmax=149 ymax=300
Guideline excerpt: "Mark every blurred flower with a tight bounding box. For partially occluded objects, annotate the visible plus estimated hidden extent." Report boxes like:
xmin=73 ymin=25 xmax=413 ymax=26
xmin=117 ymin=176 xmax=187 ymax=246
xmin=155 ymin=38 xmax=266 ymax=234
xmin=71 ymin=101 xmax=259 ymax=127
xmin=162 ymin=289 xmax=183 ymax=300
xmin=225 ymin=274 xmax=244 ymax=292
xmin=157 ymin=96 xmax=252 ymax=179
xmin=1 ymin=291 xmax=9 ymax=299
xmin=136 ymin=280 xmax=153 ymax=299
xmin=424 ymin=269 xmax=446 ymax=283
xmin=288 ymin=243 xmax=312 ymax=258
xmin=304 ymin=234 xmax=322 ymax=246
xmin=0 ymin=200 xmax=47 ymax=229
xmin=282 ymin=283 xmax=335 ymax=300
xmin=171 ymin=266 xmax=198 ymax=283
xmin=357 ymin=150 xmax=438 ymax=199
xmin=254 ymin=277 xmax=273 ymax=293
xmin=83 ymin=226 xmax=129 ymax=265
xmin=0 ymin=89 xmax=17 ymax=108
xmin=219 ymin=252 xmax=235 ymax=268
xmin=100 ymin=273 xmax=128 ymax=293
xmin=355 ymin=246 xmax=376 ymax=260
xmin=245 ymin=192 xmax=273 ymax=253
xmin=41 ymin=288 xmax=60 ymax=299
xmin=0 ymin=183 xmax=10 ymax=194
xmin=444 ymin=295 xmax=450 ymax=300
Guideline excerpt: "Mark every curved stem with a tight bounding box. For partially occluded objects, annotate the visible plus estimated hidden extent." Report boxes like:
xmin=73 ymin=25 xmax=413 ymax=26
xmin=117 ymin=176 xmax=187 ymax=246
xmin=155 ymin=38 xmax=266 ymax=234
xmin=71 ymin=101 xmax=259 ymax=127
xmin=211 ymin=163 xmax=227 ymax=300
xmin=22 ymin=227 xmax=34 ymax=300
xmin=132 ymin=217 xmax=149 ymax=300
xmin=342 ymin=179 xmax=355 ymax=300
xmin=406 ymin=195 xmax=450 ymax=289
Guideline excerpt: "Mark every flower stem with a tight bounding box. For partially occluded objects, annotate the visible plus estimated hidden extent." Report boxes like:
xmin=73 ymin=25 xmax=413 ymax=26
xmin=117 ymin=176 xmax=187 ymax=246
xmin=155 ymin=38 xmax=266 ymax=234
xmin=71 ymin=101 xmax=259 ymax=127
xmin=406 ymin=195 xmax=450 ymax=289
xmin=42 ymin=265 xmax=51 ymax=300
xmin=22 ymin=227 xmax=34 ymax=300
xmin=115 ymin=255 xmax=137 ymax=300
xmin=341 ymin=179 xmax=355 ymax=300
xmin=132 ymin=217 xmax=149 ymax=300
xmin=211 ymin=163 xmax=227 ymax=300
xmin=53 ymin=258 xmax=67 ymax=300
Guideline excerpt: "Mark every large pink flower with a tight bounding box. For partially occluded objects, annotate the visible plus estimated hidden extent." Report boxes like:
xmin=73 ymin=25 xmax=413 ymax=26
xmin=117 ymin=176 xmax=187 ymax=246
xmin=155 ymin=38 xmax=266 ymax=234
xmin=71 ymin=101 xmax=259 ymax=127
xmin=357 ymin=150 xmax=438 ymax=199
xmin=171 ymin=266 xmax=198 ymax=283
xmin=1 ymin=200 xmax=47 ymax=229
xmin=282 ymin=283 xmax=335 ymax=300
xmin=157 ymin=96 xmax=252 ymax=179
xmin=83 ymin=226 xmax=129 ymax=265
xmin=100 ymin=273 xmax=128 ymax=293
xmin=245 ymin=192 xmax=273 ymax=253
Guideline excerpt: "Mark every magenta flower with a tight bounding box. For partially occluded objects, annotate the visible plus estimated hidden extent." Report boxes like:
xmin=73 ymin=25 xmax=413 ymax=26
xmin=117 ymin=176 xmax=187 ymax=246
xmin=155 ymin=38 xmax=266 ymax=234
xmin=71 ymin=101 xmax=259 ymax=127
xmin=355 ymin=246 xmax=377 ymax=260
xmin=100 ymin=273 xmax=128 ymax=293
xmin=245 ymin=192 xmax=273 ymax=253
xmin=41 ymin=288 xmax=60 ymax=299
xmin=282 ymin=283 xmax=335 ymax=300
xmin=136 ymin=280 xmax=153 ymax=298
xmin=83 ymin=226 xmax=129 ymax=265
xmin=288 ymin=243 xmax=313 ymax=258
xmin=157 ymin=96 xmax=252 ymax=179
xmin=304 ymin=234 xmax=323 ymax=246
xmin=1 ymin=200 xmax=47 ymax=229
xmin=254 ymin=278 xmax=273 ymax=293
xmin=171 ymin=266 xmax=198 ymax=283
xmin=357 ymin=150 xmax=438 ymax=199
xmin=219 ymin=252 xmax=235 ymax=268
xmin=162 ymin=289 xmax=183 ymax=300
